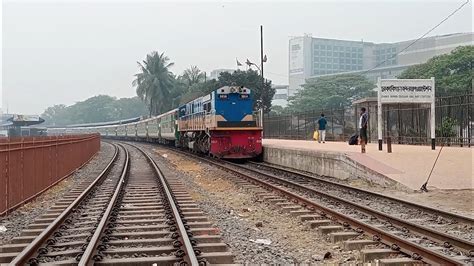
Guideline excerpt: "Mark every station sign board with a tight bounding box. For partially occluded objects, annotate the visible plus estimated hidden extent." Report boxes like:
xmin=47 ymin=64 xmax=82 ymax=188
xmin=380 ymin=79 xmax=434 ymax=104
xmin=377 ymin=78 xmax=436 ymax=150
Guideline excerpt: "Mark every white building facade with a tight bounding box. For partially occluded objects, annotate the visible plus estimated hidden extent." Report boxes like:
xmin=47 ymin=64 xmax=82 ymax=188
xmin=288 ymin=32 xmax=474 ymax=94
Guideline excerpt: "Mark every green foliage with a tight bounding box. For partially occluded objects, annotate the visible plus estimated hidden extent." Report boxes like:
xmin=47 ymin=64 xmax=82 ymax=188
xmin=132 ymin=52 xmax=275 ymax=112
xmin=269 ymin=105 xmax=289 ymax=115
xmin=133 ymin=51 xmax=175 ymax=115
xmin=217 ymin=70 xmax=275 ymax=112
xmin=179 ymin=65 xmax=206 ymax=87
xmin=172 ymin=69 xmax=275 ymax=112
xmin=288 ymin=74 xmax=375 ymax=113
xmin=436 ymin=117 xmax=458 ymax=138
xmin=178 ymin=79 xmax=219 ymax=104
xmin=41 ymin=96 xmax=148 ymax=126
xmin=398 ymin=46 xmax=473 ymax=95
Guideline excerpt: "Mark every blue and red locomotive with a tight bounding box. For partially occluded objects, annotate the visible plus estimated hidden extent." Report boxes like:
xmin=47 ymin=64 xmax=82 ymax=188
xmin=177 ymin=85 xmax=262 ymax=158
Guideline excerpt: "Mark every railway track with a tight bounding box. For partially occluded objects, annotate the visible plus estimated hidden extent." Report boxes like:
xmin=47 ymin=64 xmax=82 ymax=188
xmin=167 ymin=147 xmax=473 ymax=265
xmin=2 ymin=143 xmax=233 ymax=265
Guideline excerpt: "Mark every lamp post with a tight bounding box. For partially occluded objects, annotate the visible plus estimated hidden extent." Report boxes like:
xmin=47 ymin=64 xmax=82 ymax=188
xmin=237 ymin=25 xmax=267 ymax=110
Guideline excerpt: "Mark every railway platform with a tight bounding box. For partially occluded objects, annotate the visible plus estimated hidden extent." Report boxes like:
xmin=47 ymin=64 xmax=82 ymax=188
xmin=262 ymin=139 xmax=473 ymax=190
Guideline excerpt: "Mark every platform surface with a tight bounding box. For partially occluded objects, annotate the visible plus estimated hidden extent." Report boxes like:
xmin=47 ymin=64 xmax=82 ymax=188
xmin=263 ymin=139 xmax=473 ymax=190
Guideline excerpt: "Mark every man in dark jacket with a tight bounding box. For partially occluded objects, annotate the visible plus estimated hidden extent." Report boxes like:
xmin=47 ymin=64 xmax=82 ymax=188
xmin=317 ymin=113 xmax=327 ymax=143
xmin=359 ymin=107 xmax=368 ymax=153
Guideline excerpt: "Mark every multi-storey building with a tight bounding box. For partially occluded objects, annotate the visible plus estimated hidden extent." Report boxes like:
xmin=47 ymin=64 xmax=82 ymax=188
xmin=288 ymin=32 xmax=473 ymax=95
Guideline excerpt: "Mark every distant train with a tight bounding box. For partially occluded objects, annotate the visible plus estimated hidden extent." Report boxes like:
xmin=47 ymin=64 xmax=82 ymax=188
xmin=48 ymin=86 xmax=263 ymax=159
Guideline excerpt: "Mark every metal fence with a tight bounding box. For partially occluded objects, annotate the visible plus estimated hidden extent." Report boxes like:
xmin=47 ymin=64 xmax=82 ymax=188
xmin=0 ymin=134 xmax=101 ymax=216
xmin=264 ymin=94 xmax=473 ymax=147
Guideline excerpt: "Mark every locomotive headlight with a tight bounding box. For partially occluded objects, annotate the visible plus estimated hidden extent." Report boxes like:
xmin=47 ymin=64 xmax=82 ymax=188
xmin=240 ymin=94 xmax=249 ymax=99
xmin=219 ymin=94 xmax=228 ymax=99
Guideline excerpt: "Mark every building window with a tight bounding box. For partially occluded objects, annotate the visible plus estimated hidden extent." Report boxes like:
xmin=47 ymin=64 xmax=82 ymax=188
xmin=321 ymin=45 xmax=326 ymax=50
xmin=358 ymin=53 xmax=362 ymax=58
xmin=351 ymin=47 xmax=357 ymax=52
xmin=352 ymin=59 xmax=356 ymax=64
xmin=345 ymin=58 xmax=350 ymax=63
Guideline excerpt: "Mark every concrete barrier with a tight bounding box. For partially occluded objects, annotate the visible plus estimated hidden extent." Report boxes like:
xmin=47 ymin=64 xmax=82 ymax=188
xmin=263 ymin=146 xmax=405 ymax=189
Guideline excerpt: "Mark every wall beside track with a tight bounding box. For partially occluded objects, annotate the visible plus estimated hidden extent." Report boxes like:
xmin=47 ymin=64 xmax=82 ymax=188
xmin=263 ymin=146 xmax=409 ymax=190
xmin=0 ymin=134 xmax=100 ymax=215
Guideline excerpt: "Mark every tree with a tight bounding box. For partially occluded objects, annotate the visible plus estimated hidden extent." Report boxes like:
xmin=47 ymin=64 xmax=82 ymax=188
xmin=111 ymin=97 xmax=149 ymax=119
xmin=180 ymin=66 xmax=206 ymax=87
xmin=217 ymin=70 xmax=275 ymax=112
xmin=178 ymin=79 xmax=219 ymax=104
xmin=133 ymin=51 xmax=175 ymax=116
xmin=42 ymin=104 xmax=69 ymax=126
xmin=41 ymin=95 xmax=148 ymax=126
xmin=398 ymin=46 xmax=473 ymax=95
xmin=288 ymin=74 xmax=374 ymax=113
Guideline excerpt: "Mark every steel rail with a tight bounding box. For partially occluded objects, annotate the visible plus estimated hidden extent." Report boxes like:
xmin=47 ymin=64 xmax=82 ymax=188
xmin=10 ymin=144 xmax=121 ymax=265
xmin=237 ymin=163 xmax=474 ymax=253
xmin=78 ymin=143 xmax=130 ymax=265
xmin=127 ymin=143 xmax=200 ymax=265
xmin=171 ymin=148 xmax=468 ymax=265
xmin=248 ymin=161 xmax=474 ymax=224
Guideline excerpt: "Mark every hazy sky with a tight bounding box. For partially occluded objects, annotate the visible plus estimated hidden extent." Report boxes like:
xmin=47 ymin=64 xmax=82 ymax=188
xmin=2 ymin=0 xmax=472 ymax=114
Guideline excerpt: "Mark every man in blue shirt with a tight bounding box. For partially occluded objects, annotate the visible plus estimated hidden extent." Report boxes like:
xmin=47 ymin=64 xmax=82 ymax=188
xmin=317 ymin=113 xmax=327 ymax=143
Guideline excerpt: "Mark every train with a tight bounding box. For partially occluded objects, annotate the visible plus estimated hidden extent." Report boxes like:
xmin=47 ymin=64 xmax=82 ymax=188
xmin=48 ymin=86 xmax=263 ymax=159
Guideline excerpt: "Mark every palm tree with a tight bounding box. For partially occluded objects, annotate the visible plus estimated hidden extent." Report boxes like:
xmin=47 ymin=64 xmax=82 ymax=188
xmin=133 ymin=52 xmax=175 ymax=116
xmin=180 ymin=65 xmax=205 ymax=87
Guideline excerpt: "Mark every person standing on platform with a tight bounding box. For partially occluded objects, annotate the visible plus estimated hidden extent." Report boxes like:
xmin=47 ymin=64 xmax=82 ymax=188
xmin=359 ymin=107 xmax=368 ymax=153
xmin=317 ymin=113 xmax=327 ymax=143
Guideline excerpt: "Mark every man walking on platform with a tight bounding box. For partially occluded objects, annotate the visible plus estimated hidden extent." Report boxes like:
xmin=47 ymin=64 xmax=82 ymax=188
xmin=317 ymin=113 xmax=327 ymax=143
xmin=359 ymin=107 xmax=368 ymax=153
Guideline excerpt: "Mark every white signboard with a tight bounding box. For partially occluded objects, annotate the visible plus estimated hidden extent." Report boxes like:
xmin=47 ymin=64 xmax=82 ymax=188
xmin=377 ymin=78 xmax=436 ymax=150
xmin=289 ymin=38 xmax=304 ymax=74
xmin=380 ymin=79 xmax=434 ymax=103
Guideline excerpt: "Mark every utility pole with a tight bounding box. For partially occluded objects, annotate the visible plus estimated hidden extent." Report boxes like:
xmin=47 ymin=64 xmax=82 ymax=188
xmin=260 ymin=25 xmax=265 ymax=110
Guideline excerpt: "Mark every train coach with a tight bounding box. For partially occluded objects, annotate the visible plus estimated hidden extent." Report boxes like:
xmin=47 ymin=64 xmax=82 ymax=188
xmin=47 ymin=86 xmax=263 ymax=159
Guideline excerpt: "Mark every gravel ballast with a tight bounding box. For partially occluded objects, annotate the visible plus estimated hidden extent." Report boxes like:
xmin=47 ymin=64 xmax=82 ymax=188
xmin=138 ymin=143 xmax=359 ymax=264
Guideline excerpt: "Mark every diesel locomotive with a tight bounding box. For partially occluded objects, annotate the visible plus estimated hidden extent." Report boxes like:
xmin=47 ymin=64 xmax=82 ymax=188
xmin=48 ymin=86 xmax=263 ymax=159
